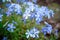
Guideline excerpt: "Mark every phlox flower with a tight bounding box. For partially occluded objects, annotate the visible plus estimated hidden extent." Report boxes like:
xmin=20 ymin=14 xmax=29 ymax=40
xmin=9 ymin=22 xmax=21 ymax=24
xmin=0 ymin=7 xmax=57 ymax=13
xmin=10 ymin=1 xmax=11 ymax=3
xmin=25 ymin=27 xmax=39 ymax=38
xmin=41 ymin=22 xmax=52 ymax=35
xmin=7 ymin=23 xmax=16 ymax=32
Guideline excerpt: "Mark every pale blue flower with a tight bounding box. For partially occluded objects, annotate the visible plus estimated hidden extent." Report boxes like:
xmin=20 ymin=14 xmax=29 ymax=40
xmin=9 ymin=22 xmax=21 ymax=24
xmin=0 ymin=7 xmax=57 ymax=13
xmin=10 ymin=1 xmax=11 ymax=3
xmin=36 ymin=17 xmax=43 ymax=24
xmin=29 ymin=13 xmax=36 ymax=20
xmin=35 ymin=9 xmax=44 ymax=24
xmin=23 ymin=13 xmax=31 ymax=19
xmin=25 ymin=27 xmax=39 ymax=38
xmin=49 ymin=9 xmax=54 ymax=17
xmin=44 ymin=10 xmax=50 ymax=19
xmin=23 ymin=8 xmax=31 ymax=19
xmin=41 ymin=22 xmax=52 ymax=35
xmin=7 ymin=23 xmax=16 ymax=32
xmin=41 ymin=27 xmax=48 ymax=35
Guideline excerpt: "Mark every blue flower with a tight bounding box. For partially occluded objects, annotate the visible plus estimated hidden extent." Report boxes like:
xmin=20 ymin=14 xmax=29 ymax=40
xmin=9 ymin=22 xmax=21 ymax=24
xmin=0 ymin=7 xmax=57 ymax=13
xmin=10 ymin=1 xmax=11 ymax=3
xmin=35 ymin=10 xmax=44 ymax=24
xmin=41 ymin=22 xmax=52 ymax=35
xmin=41 ymin=27 xmax=48 ymax=35
xmin=7 ymin=23 xmax=16 ymax=32
xmin=23 ymin=8 xmax=31 ymax=19
xmin=25 ymin=27 xmax=39 ymax=38
xmin=49 ymin=9 xmax=54 ymax=18
xmin=45 ymin=10 xmax=51 ymax=19
xmin=29 ymin=13 xmax=36 ymax=20
xmin=0 ymin=14 xmax=3 ymax=21
xmin=36 ymin=17 xmax=43 ymax=24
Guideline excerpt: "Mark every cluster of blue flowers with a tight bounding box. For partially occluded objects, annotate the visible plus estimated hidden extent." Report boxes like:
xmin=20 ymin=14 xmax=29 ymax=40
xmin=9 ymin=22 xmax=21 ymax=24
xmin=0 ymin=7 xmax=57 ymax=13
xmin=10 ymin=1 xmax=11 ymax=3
xmin=5 ymin=1 xmax=54 ymax=24
xmin=4 ymin=1 xmax=55 ymax=34
xmin=6 ymin=3 xmax=22 ymax=16
xmin=0 ymin=0 xmax=57 ymax=39
xmin=25 ymin=22 xmax=53 ymax=38
xmin=22 ymin=2 xmax=54 ymax=24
